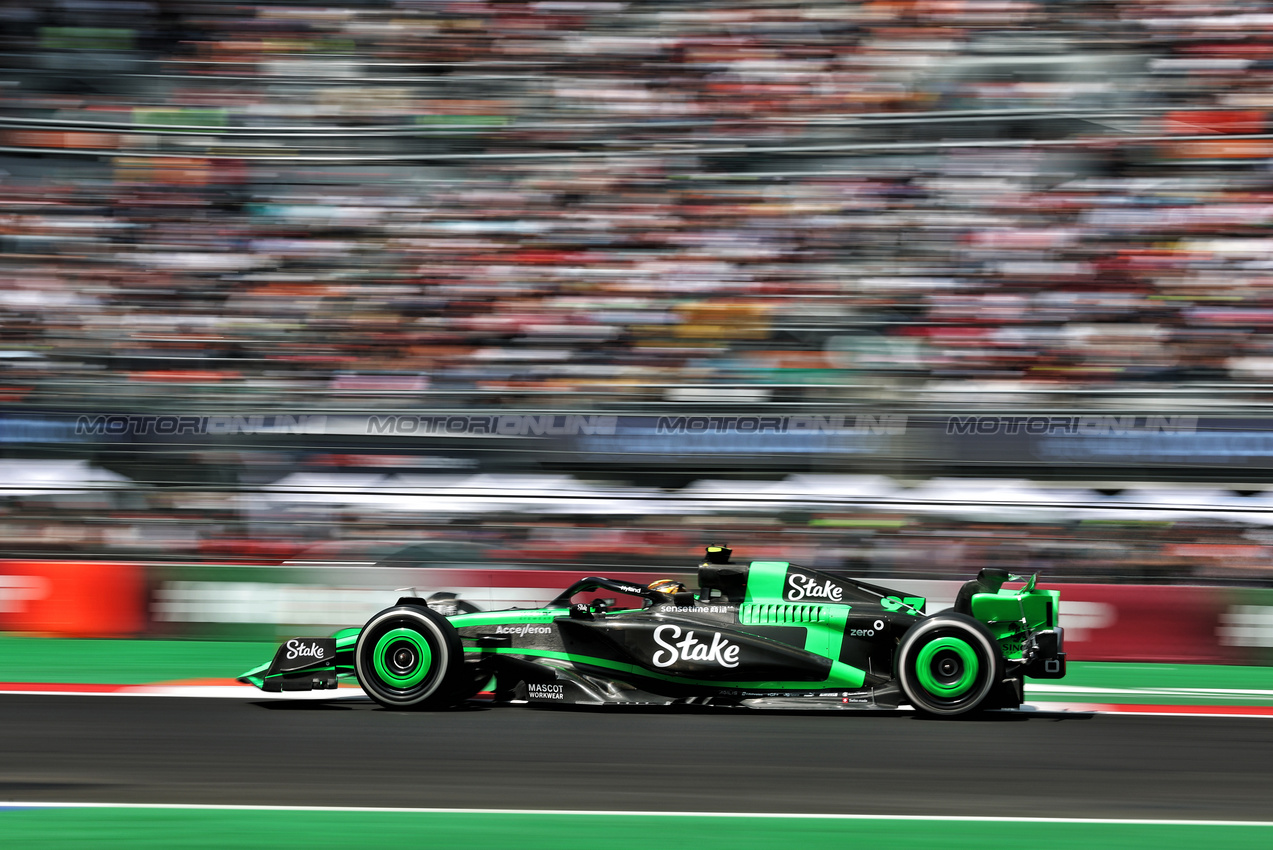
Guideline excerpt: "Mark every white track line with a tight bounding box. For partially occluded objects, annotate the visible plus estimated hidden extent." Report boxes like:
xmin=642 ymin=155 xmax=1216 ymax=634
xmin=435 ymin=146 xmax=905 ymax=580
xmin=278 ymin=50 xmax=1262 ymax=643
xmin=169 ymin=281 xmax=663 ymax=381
xmin=0 ymin=803 xmax=1271 ymax=826
xmin=0 ymin=684 xmax=367 ymax=699
xmin=1020 ymin=702 xmax=1273 ymax=718
xmin=131 ymin=684 xmax=368 ymax=700
xmin=3 ymin=685 xmax=1272 ymax=718
xmin=1029 ymin=684 xmax=1273 ymax=698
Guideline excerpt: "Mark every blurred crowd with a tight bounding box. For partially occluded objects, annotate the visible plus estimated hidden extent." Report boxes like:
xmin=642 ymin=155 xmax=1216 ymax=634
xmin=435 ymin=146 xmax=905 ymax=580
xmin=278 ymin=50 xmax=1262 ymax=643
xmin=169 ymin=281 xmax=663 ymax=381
xmin=4 ymin=1 xmax=1273 ymax=407
xmin=2 ymin=485 xmax=1271 ymax=584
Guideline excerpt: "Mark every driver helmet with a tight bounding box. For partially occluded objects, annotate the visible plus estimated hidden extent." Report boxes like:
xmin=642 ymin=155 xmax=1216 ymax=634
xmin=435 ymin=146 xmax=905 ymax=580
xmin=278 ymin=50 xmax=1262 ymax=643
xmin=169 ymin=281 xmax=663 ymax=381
xmin=648 ymin=579 xmax=687 ymax=595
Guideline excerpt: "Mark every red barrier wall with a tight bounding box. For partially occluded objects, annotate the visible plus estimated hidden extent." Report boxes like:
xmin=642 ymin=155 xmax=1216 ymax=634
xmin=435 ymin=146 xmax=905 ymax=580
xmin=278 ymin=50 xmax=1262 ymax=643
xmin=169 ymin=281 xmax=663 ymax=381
xmin=0 ymin=558 xmax=1260 ymax=666
xmin=1054 ymin=583 xmax=1233 ymax=664
xmin=0 ymin=560 xmax=145 ymax=637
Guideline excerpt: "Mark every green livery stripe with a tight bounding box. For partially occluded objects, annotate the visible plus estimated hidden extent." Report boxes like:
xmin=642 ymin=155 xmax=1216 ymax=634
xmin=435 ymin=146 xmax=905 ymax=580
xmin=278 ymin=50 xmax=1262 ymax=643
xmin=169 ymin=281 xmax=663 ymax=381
xmin=737 ymin=563 xmax=859 ymax=671
xmin=462 ymin=646 xmax=864 ymax=690
xmin=826 ymin=660 xmax=866 ymax=689
xmin=739 ymin=603 xmax=847 ymax=656
xmin=239 ymin=663 xmax=268 ymax=681
xmin=453 ymin=603 xmax=864 ymax=687
xmin=452 ymin=611 xmax=567 ymax=627
xmin=742 ymin=562 xmax=790 ymax=603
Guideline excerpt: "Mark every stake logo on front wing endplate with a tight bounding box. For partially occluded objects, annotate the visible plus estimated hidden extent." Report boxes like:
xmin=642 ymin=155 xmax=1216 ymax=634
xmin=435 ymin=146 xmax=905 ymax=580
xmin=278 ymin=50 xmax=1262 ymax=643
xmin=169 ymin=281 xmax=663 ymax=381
xmin=285 ymin=639 xmax=331 ymax=661
xmin=651 ymin=624 xmax=740 ymax=668
xmin=267 ymin=637 xmax=337 ymax=675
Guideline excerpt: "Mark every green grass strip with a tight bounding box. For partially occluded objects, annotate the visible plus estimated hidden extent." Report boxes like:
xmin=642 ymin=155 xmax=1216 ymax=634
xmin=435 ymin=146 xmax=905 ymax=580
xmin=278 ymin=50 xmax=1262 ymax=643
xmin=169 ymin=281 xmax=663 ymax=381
xmin=4 ymin=634 xmax=1273 ymax=705
xmin=1062 ymin=662 xmax=1273 ymax=692
xmin=1025 ymin=662 xmax=1273 ymax=705
xmin=2 ymin=809 xmax=1271 ymax=850
xmin=0 ymin=635 xmax=276 ymax=684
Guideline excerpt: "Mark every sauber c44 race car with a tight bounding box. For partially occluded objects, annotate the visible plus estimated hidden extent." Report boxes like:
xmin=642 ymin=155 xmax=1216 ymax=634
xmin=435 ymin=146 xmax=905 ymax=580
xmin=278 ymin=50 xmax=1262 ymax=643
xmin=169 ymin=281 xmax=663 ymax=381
xmin=239 ymin=546 xmax=1066 ymax=717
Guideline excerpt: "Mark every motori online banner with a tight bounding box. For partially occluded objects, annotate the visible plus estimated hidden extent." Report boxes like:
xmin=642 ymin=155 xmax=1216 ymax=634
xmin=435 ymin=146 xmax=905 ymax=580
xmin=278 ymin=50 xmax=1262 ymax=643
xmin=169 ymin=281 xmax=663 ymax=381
xmin=5 ymin=409 xmax=1273 ymax=468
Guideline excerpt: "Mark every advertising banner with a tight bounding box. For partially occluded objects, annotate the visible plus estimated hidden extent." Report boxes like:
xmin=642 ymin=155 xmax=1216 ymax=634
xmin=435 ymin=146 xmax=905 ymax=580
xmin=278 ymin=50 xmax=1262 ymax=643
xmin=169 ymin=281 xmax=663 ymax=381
xmin=921 ymin=414 xmax=1273 ymax=471
xmin=1050 ymin=583 xmax=1234 ymax=664
xmin=1217 ymin=587 xmax=1273 ymax=666
xmin=892 ymin=580 xmax=1237 ymax=664
xmin=19 ymin=407 xmax=1273 ymax=475
xmin=0 ymin=557 xmax=1259 ymax=668
xmin=0 ymin=559 xmax=144 ymax=637
xmin=147 ymin=567 xmax=694 ymax=639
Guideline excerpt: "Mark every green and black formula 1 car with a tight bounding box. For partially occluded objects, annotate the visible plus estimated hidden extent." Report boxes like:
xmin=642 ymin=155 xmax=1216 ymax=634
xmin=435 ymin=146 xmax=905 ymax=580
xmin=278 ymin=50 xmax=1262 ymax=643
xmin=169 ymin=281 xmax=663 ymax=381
xmin=239 ymin=546 xmax=1066 ymax=717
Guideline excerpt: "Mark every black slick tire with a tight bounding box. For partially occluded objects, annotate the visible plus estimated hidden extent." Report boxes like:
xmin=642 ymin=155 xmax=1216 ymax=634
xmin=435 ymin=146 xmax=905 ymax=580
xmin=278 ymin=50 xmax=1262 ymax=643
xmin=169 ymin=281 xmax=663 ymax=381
xmin=355 ymin=605 xmax=469 ymax=709
xmin=895 ymin=612 xmax=1003 ymax=717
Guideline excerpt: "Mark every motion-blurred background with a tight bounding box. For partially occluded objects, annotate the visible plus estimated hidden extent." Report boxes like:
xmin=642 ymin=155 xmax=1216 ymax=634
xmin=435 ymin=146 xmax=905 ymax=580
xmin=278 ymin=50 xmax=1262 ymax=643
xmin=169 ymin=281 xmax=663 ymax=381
xmin=3 ymin=0 xmax=1273 ymax=660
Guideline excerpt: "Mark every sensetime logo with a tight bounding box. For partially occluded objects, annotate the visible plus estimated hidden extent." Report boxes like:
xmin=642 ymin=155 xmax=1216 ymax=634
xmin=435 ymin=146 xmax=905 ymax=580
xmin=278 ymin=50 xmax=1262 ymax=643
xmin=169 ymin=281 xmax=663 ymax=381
xmin=651 ymin=625 xmax=740 ymax=668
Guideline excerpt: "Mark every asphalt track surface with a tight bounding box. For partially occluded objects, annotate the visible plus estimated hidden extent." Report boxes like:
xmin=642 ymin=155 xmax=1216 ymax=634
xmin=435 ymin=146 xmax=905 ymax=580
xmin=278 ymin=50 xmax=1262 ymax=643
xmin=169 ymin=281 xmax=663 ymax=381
xmin=1 ymin=695 xmax=1271 ymax=820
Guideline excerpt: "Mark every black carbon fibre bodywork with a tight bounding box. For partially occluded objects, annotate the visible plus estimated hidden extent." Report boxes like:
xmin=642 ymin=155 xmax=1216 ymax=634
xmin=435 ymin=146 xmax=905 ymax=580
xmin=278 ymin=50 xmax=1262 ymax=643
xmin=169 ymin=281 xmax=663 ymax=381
xmin=242 ymin=550 xmax=1067 ymax=715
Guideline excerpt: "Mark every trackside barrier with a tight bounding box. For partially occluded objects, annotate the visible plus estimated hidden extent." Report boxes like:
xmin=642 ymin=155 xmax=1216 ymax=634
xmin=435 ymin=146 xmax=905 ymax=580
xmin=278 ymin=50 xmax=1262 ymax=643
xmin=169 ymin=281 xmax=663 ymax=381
xmin=2 ymin=559 xmax=1272 ymax=665
xmin=1049 ymin=584 xmax=1231 ymax=664
xmin=1217 ymin=587 xmax=1273 ymax=666
xmin=0 ymin=560 xmax=144 ymax=637
xmin=144 ymin=567 xmax=692 ymax=640
xmin=870 ymin=580 xmax=1234 ymax=664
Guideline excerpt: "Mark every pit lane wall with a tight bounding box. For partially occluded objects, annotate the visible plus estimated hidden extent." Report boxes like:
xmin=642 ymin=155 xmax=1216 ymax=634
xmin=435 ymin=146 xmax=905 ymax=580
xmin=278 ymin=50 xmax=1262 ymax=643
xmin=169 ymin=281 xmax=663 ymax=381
xmin=2 ymin=559 xmax=1273 ymax=665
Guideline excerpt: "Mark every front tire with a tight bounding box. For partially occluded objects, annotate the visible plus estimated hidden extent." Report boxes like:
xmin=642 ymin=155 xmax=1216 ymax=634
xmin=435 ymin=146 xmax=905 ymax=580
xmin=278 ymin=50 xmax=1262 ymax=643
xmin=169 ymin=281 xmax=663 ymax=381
xmin=896 ymin=613 xmax=1002 ymax=717
xmin=355 ymin=605 xmax=469 ymax=709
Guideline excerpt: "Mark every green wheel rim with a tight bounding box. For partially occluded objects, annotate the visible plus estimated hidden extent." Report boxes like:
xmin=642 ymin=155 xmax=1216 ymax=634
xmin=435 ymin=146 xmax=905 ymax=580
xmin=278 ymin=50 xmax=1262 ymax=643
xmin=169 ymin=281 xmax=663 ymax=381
xmin=372 ymin=628 xmax=433 ymax=688
xmin=915 ymin=636 xmax=978 ymax=698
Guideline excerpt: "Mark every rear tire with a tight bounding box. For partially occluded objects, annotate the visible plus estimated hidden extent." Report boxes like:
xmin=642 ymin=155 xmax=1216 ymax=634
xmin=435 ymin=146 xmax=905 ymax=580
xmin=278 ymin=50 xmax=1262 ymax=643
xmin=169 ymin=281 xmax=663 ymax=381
xmin=355 ymin=605 xmax=469 ymax=709
xmin=896 ymin=613 xmax=1002 ymax=717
